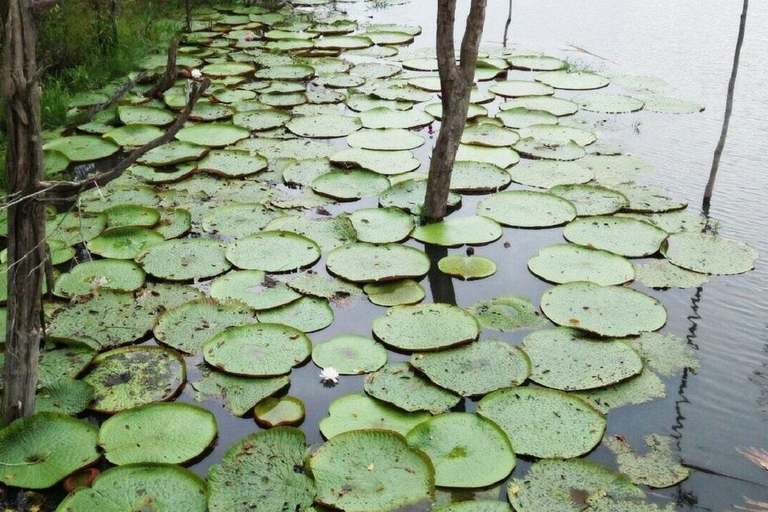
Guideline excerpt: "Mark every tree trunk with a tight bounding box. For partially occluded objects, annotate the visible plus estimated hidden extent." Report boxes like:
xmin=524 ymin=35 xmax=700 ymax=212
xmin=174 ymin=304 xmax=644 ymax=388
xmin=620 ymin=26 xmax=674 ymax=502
xmin=424 ymin=0 xmax=487 ymax=222
xmin=1 ymin=0 xmax=46 ymax=425
xmin=702 ymin=0 xmax=748 ymax=215
xmin=184 ymin=0 xmax=191 ymax=32
xmin=503 ymin=0 xmax=512 ymax=48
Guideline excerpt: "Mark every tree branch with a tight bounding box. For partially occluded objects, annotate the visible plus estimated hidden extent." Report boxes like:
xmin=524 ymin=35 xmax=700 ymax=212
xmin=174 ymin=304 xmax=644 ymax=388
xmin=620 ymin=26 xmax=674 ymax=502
xmin=435 ymin=0 xmax=460 ymax=90
xmin=458 ymin=0 xmax=488 ymax=83
xmin=66 ymin=70 xmax=149 ymax=129
xmin=40 ymin=78 xmax=209 ymax=199
xmin=146 ymin=38 xmax=179 ymax=99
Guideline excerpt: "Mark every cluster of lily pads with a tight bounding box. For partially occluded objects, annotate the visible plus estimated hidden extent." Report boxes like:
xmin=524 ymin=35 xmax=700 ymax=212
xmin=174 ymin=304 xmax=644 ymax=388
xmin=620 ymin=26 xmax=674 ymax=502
xmin=0 ymin=0 xmax=760 ymax=510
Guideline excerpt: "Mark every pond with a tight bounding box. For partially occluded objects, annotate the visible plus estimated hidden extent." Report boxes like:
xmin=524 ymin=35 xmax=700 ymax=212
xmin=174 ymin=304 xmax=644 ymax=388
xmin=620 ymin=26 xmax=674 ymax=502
xmin=2 ymin=0 xmax=767 ymax=510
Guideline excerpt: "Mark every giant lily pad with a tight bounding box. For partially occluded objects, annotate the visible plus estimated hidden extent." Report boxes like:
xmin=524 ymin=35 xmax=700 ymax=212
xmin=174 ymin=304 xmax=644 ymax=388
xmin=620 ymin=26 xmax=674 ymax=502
xmin=661 ymin=232 xmax=758 ymax=275
xmin=563 ymin=216 xmax=667 ymax=258
xmin=43 ymin=136 xmax=119 ymax=162
xmin=450 ymin=162 xmax=512 ymax=193
xmin=501 ymin=96 xmax=579 ymax=116
xmin=192 ymin=370 xmax=289 ymax=417
xmin=207 ymin=428 xmax=315 ymax=511
xmin=254 ymin=396 xmax=305 ymax=428
xmin=541 ymin=282 xmax=667 ymax=337
xmin=527 ymin=243 xmax=635 ymax=286
xmin=327 ymin=242 xmax=430 ymax=283
xmin=104 ymin=124 xmax=164 ymax=147
xmin=514 ymin=138 xmax=585 ymax=161
xmin=54 ymin=260 xmax=146 ymax=298
xmin=624 ymin=332 xmax=700 ymax=377
xmin=137 ymin=238 xmax=231 ymax=280
xmin=226 ymin=231 xmax=320 ymax=272
xmin=365 ymin=362 xmax=461 ymax=414
xmin=412 ymin=216 xmax=502 ymax=247
xmin=347 ymin=128 xmax=424 ymax=151
xmin=467 ymin=295 xmax=547 ymax=332
xmin=605 ymin=434 xmax=689 ymax=488
xmin=320 ymin=394 xmax=430 ymax=439
xmin=331 ymin=147 xmax=420 ymax=175
xmin=37 ymin=346 xmax=96 ymax=389
xmin=456 ymin=144 xmax=519 ymax=168
xmin=509 ymin=55 xmax=565 ymax=71
xmin=287 ymin=114 xmax=362 ymax=139
xmin=82 ymin=346 xmax=185 ymax=413
xmin=548 ymin=184 xmax=629 ymax=216
xmin=407 ymin=412 xmax=515 ymax=488
xmin=257 ymin=296 xmax=334 ymax=333
xmin=175 ymin=123 xmax=250 ymax=147
xmin=497 ymin=107 xmax=558 ymax=129
xmin=202 ymin=203 xmax=280 ymax=239
xmin=139 ymin=141 xmax=209 ymax=166
xmin=633 ymin=260 xmax=709 ymax=289
xmin=312 ymin=335 xmax=387 ymax=375
xmin=312 ymin=170 xmax=390 ymax=200
xmin=287 ymin=272 xmax=362 ymax=300
xmin=510 ymin=161 xmax=593 ymax=189
xmin=203 ymin=323 xmax=311 ymax=377
xmin=154 ymin=299 xmax=256 ymax=355
xmin=411 ymin=339 xmax=530 ymax=396
xmin=310 ymin=430 xmax=434 ymax=511
xmin=460 ymin=124 xmax=519 ymax=147
xmin=477 ymin=191 xmax=576 ymax=228
xmin=373 ymin=303 xmax=479 ymax=351
xmin=574 ymin=370 xmax=666 ymax=414
xmin=573 ymin=93 xmax=644 ymax=113
xmin=264 ymin=216 xmax=357 ymax=252
xmin=347 ymin=207 xmax=414 ymax=243
xmin=379 ymin=179 xmax=461 ymax=215
xmin=0 ymin=413 xmax=99 ymax=489
xmin=210 ymin=270 xmax=301 ymax=310
xmin=535 ymin=70 xmax=610 ymax=90
xmin=35 ymin=379 xmax=94 ymax=415
xmin=489 ymin=80 xmax=554 ymax=98
xmin=517 ymin=124 xmax=596 ymax=147
xmin=118 ymin=105 xmax=175 ymax=126
xmin=364 ymin=279 xmax=425 ymax=306
xmin=99 ymin=402 xmax=217 ymax=465
xmin=360 ymin=107 xmax=433 ymax=129
xmin=47 ymin=211 xmax=107 ymax=246
xmin=198 ymin=149 xmax=268 ymax=177
xmin=477 ymin=387 xmax=606 ymax=458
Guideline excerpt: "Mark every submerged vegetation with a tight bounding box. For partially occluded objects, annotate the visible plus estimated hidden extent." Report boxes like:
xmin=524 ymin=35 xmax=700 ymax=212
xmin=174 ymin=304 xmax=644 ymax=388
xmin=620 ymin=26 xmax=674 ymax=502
xmin=0 ymin=0 xmax=762 ymax=510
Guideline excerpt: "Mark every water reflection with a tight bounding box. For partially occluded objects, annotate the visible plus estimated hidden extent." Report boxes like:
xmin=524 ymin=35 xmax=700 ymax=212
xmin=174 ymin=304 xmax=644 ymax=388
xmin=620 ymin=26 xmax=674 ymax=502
xmin=425 ymin=245 xmax=457 ymax=305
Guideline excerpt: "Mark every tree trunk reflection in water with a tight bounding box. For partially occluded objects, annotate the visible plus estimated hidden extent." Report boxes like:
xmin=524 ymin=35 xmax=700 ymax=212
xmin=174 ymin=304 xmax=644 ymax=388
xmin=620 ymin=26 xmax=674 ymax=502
xmin=425 ymin=245 xmax=456 ymax=305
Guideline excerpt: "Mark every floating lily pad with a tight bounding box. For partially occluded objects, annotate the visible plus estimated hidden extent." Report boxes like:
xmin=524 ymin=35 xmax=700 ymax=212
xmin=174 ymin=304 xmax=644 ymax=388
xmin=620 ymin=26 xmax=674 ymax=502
xmin=407 ymin=412 xmax=513 ymax=491
xmin=563 ymin=216 xmax=667 ymax=258
xmin=203 ymin=62 xmax=255 ymax=77
xmin=528 ymin=243 xmax=635 ymax=285
xmin=260 ymin=91 xmax=306 ymax=107
xmin=347 ymin=93 xmax=413 ymax=112
xmin=104 ymin=204 xmax=160 ymax=228
xmin=118 ymin=105 xmax=175 ymax=126
xmin=54 ymin=259 xmax=145 ymax=298
xmin=467 ymin=295 xmax=547 ymax=332
xmin=478 ymin=387 xmax=606 ymax=458
xmin=130 ymin=163 xmax=196 ymax=184
xmin=57 ymin=464 xmax=207 ymax=512
xmin=497 ymin=107 xmax=558 ymax=129
xmin=364 ymin=279 xmax=425 ymax=306
xmin=573 ymin=93 xmax=644 ymax=113
xmin=548 ymin=184 xmax=629 ymax=216
xmin=438 ymin=255 xmax=497 ymax=280
xmin=435 ymin=501 xmax=511 ymax=512
xmin=327 ymin=242 xmax=430 ymax=283
xmin=360 ymin=107 xmax=433 ymax=129
xmin=425 ymin=102 xmax=488 ymax=121
xmin=43 ymin=136 xmax=119 ymax=162
xmin=346 ymin=207 xmax=414 ymax=243
xmin=379 ymin=179 xmax=461 ymax=215
xmin=579 ymin=154 xmax=656 ymax=180
xmin=514 ymin=138 xmax=586 ymax=161
xmin=192 ymin=370 xmax=289 ymax=417
xmin=0 ymin=413 xmax=100 ymax=489
xmin=456 ymin=144 xmax=519 ymax=168
xmin=402 ymin=57 xmax=439 ymax=71
xmin=536 ymin=70 xmax=610 ymax=90
xmin=449 ymin=162 xmax=512 ymax=193
xmin=510 ymin=160 xmax=593 ymax=188
xmin=605 ymin=434 xmax=689 ymax=488
xmin=154 ymin=299 xmax=255 ymax=355
xmin=314 ymin=35 xmax=373 ymax=50
xmin=233 ymin=109 xmax=291 ymax=131
xmin=634 ymin=93 xmax=704 ymax=114
xmin=618 ymin=210 xmax=706 ymax=234
xmin=86 ymin=227 xmax=164 ymax=260
xmin=201 ymin=203 xmax=279 ymax=239
xmin=501 ymin=96 xmax=579 ymax=116
xmin=282 ymin=158 xmax=334 ymax=186
xmin=320 ymin=393 xmax=430 ymax=439
xmin=175 ymin=123 xmax=250 ymax=147
xmin=661 ymin=232 xmax=758 ymax=275
xmin=461 ymin=124 xmax=519 ymax=147
xmin=365 ymin=362 xmax=461 ymax=413
xmin=312 ymin=334 xmax=387 ymax=375
xmin=99 ymin=402 xmax=217 ymax=465
xmin=198 ymin=149 xmax=268 ymax=177
xmin=137 ymin=238 xmax=231 ymax=280
xmin=633 ymin=260 xmax=709 ymax=289
xmin=541 ymin=282 xmax=667 ymax=337
xmin=257 ymin=296 xmax=334 ymax=333
xmin=310 ymin=429 xmax=433 ymax=511
xmin=610 ymin=183 xmax=686 ymax=213
xmin=412 ymin=216 xmax=502 ymax=247
xmin=35 ymin=379 xmax=94 ymax=415
xmin=509 ymin=55 xmax=565 ymax=71
xmin=574 ymin=370 xmax=667 ymax=414
xmin=226 ymin=231 xmax=320 ymax=272
xmin=312 ymin=169 xmax=390 ymax=200
xmin=373 ymin=303 xmax=479 ymax=352
xmin=104 ymin=124 xmax=163 ymax=147
xmin=264 ymin=215 xmax=357 ymax=253
xmin=82 ymin=346 xmax=185 ymax=413
xmin=287 ymin=114 xmax=362 ymax=138
xmin=287 ymin=272 xmax=362 ymax=300
xmin=36 ymin=346 xmax=96 ymax=389
xmin=523 ymin=327 xmax=643 ymax=391
xmin=254 ymin=396 xmax=305 ymax=428
xmin=207 ymin=428 xmax=315 ymax=511
xmin=347 ymin=128 xmax=424 ymax=150
xmin=477 ymin=191 xmax=576 ymax=228
xmin=624 ymin=332 xmax=700 ymax=377
xmin=203 ymin=323 xmax=311 ymax=376
xmin=489 ymin=80 xmax=554 ymax=98
xmin=411 ymin=339 xmax=530 ymax=396
xmin=333 ymin=147 xmax=421 ymax=176
xmin=518 ymin=123 xmax=596 ymax=147
xmin=211 ymin=270 xmax=300 ymax=311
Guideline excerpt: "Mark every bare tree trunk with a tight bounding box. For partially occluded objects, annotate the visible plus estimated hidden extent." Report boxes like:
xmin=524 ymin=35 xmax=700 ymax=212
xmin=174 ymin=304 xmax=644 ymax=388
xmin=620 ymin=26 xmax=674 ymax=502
xmin=110 ymin=0 xmax=119 ymax=43
xmin=424 ymin=0 xmax=487 ymax=222
xmin=184 ymin=0 xmax=191 ymax=32
xmin=703 ymin=0 xmax=748 ymax=215
xmin=1 ymin=0 xmax=46 ymax=425
xmin=503 ymin=0 xmax=512 ymax=48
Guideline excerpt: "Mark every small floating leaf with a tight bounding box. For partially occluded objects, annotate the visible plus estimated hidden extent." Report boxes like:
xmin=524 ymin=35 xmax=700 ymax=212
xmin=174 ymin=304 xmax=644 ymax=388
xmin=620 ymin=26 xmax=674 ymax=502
xmin=254 ymin=396 xmax=305 ymax=428
xmin=347 ymin=207 xmax=414 ymax=244
xmin=364 ymin=279 xmax=425 ymax=306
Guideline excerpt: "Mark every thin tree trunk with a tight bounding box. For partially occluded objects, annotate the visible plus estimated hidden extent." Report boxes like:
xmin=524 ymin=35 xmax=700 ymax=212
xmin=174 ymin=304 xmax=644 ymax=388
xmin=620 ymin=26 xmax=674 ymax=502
xmin=503 ymin=0 xmax=512 ymax=48
xmin=184 ymin=0 xmax=191 ymax=32
xmin=1 ymin=0 xmax=46 ymax=425
xmin=702 ymin=0 xmax=748 ymax=215
xmin=424 ymin=0 xmax=487 ymax=222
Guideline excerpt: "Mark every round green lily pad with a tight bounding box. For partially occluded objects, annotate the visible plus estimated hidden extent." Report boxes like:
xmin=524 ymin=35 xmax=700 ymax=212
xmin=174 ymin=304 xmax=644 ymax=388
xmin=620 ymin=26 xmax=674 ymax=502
xmin=536 ymin=70 xmax=610 ymax=90
xmin=406 ymin=412 xmax=515 ymax=488
xmin=477 ymin=191 xmax=576 ymax=228
xmin=282 ymin=158 xmax=334 ymax=186
xmin=34 ymin=379 xmax=94 ymax=415
xmin=312 ymin=335 xmax=387 ymax=375
xmin=478 ymin=386 xmax=606 ymax=458
xmin=154 ymin=299 xmax=256 ymax=355
xmin=365 ymin=362 xmax=461 ymax=414
xmin=514 ymin=137 xmax=586 ymax=161
xmin=618 ymin=210 xmax=706 ymax=234
xmin=254 ymin=396 xmax=305 ymax=427
xmin=610 ymin=183 xmax=686 ymax=213
xmin=347 ymin=93 xmax=413 ymax=112
xmin=286 ymin=114 xmax=362 ymax=138
xmin=175 ymin=123 xmax=250 ymax=147
xmin=633 ymin=260 xmax=709 ymax=289
xmin=634 ymin=93 xmax=704 ymax=114
xmin=192 ymin=370 xmax=289 ymax=417
xmin=207 ymin=428 xmax=315 ymax=512
xmin=574 ymin=370 xmax=666 ymax=414
xmin=347 ymin=207 xmax=414 ymax=243
xmin=364 ymin=279 xmax=425 ymax=306
xmin=402 ymin=57 xmax=439 ymax=71
xmin=411 ymin=216 xmax=502 ymax=247
xmin=54 ymin=259 xmax=145 ymax=298
xmin=518 ymin=123 xmax=596 ymax=147
xmin=497 ymin=107 xmax=558 ymax=129
xmin=264 ymin=216 xmax=357 ymax=253
xmin=118 ymin=105 xmax=175 ymax=126
xmin=287 ymin=272 xmax=362 ymax=300
xmin=0 ymin=413 xmax=99 ymax=489
xmin=203 ymin=62 xmax=255 ymax=77
xmin=233 ymin=108 xmax=291 ymax=131
xmin=198 ymin=149 xmax=268 ymax=177
xmin=360 ymin=107 xmax=433 ymax=129
xmin=411 ymin=338 xmax=530 ymax=396
xmin=347 ymin=128 xmax=424 ymax=151
xmin=320 ymin=393 xmax=430 ymax=439
xmin=528 ymin=243 xmax=635 ymax=285
xmin=541 ymin=282 xmax=667 ymax=337
xmin=573 ymin=93 xmax=645 ymax=113
xmin=548 ymin=184 xmax=629 ymax=216
xmin=202 ymin=203 xmax=279 ymax=239
xmin=104 ymin=124 xmax=163 ymax=147
xmin=467 ymin=295 xmax=547 ymax=332
xmin=523 ymin=327 xmax=643 ymax=390
xmin=425 ymin=102 xmax=488 ymax=121
xmin=563 ymin=216 xmax=668 ymax=258
xmin=104 ymin=204 xmax=160 ymax=228
xmin=509 ymin=55 xmax=565 ymax=71
xmin=605 ymin=434 xmax=689 ymax=489
xmin=82 ymin=346 xmax=186 ymax=413
xmin=257 ymin=296 xmax=334 ymax=333
xmin=315 ymin=35 xmax=373 ymax=50
xmin=47 ymin=211 xmax=104 ymax=247
xmin=438 ymin=255 xmax=497 ymax=280
xmin=87 ymin=227 xmax=165 ymax=259
xmin=327 ymin=242 xmax=430 ymax=283
xmin=434 ymin=501 xmax=511 ymax=512
xmin=43 ymin=136 xmax=119 ymax=162
xmin=449 ymin=161 xmax=512 ymax=193
xmin=489 ymin=80 xmax=554 ymax=98
xmin=44 ymin=149 xmax=70 ymax=176
xmin=501 ymin=96 xmax=579 ymax=116
xmin=456 ymin=144 xmax=519 ymax=168
xmin=460 ymin=124 xmax=519 ymax=147
xmin=312 ymin=169 xmax=390 ymax=200
xmin=99 ymin=402 xmax=217 ymax=465
xmin=373 ymin=303 xmax=479 ymax=352
xmin=310 ymin=429 xmax=433 ymax=511
xmin=210 ymin=270 xmax=300 ymax=310
xmin=137 ymin=238 xmax=231 ymax=280
xmin=203 ymin=323 xmax=311 ymax=376
xmin=661 ymin=232 xmax=758 ymax=275
xmin=379 ymin=179 xmax=461 ymax=215
xmin=57 ymin=464 xmax=207 ymax=512
xmin=510 ymin=160 xmax=593 ymax=188
xmin=331 ymin=147 xmax=420 ymax=175
xmin=226 ymin=231 xmax=321 ymax=272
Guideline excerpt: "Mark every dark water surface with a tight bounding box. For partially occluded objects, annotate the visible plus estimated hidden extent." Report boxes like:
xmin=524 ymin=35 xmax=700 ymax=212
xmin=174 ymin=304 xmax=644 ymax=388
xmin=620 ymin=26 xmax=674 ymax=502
xmin=152 ymin=1 xmax=767 ymax=509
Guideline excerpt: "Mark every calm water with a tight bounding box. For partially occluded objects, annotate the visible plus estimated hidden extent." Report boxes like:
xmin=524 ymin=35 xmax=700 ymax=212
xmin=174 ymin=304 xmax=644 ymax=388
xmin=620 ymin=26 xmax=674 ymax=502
xmin=133 ymin=1 xmax=768 ymax=509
